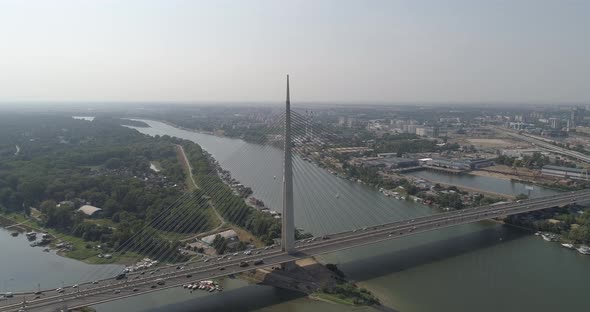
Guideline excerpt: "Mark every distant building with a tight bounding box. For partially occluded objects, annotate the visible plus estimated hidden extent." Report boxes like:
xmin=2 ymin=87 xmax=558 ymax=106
xmin=541 ymin=165 xmax=589 ymax=180
xmin=501 ymin=148 xmax=543 ymax=158
xmin=468 ymin=158 xmax=496 ymax=169
xmin=426 ymin=158 xmax=495 ymax=170
xmin=358 ymin=157 xmax=418 ymax=170
xmin=347 ymin=117 xmax=360 ymax=128
xmin=77 ymin=205 xmax=103 ymax=217
xmin=427 ymin=158 xmax=472 ymax=170
xmin=402 ymin=124 xmax=418 ymax=134
xmin=508 ymin=122 xmax=534 ymax=130
xmin=328 ymin=147 xmax=373 ymax=155
xmin=415 ymin=127 xmax=439 ymax=138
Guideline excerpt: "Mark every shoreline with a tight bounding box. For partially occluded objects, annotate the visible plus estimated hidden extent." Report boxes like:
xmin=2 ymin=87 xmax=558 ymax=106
xmin=131 ymin=118 xmax=271 ymax=147
xmin=468 ymin=170 xmax=513 ymax=181
xmin=404 ymin=175 xmax=515 ymax=199
xmin=469 ymin=169 xmax=572 ymax=193
xmin=242 ymin=256 xmax=394 ymax=311
xmin=0 ymin=213 xmax=134 ymax=266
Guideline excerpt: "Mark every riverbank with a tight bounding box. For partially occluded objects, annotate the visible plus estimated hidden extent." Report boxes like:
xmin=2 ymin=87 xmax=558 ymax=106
xmin=469 ymin=169 xmax=513 ymax=181
xmin=128 ymin=118 xmax=216 ymax=136
xmin=0 ymin=213 xmax=139 ymax=265
xmin=405 ymin=175 xmax=515 ymax=200
xmin=469 ymin=168 xmax=581 ymax=193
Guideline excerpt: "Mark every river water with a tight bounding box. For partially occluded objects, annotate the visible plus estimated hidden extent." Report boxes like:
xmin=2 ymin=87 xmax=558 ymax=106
xmin=2 ymin=119 xmax=588 ymax=312
xmin=0 ymin=224 xmax=122 ymax=292
xmin=407 ymin=170 xmax=559 ymax=198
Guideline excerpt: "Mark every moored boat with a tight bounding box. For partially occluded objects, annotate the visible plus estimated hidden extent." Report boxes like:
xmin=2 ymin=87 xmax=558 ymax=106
xmin=541 ymin=233 xmax=558 ymax=242
xmin=561 ymin=243 xmax=574 ymax=249
xmin=577 ymin=245 xmax=590 ymax=255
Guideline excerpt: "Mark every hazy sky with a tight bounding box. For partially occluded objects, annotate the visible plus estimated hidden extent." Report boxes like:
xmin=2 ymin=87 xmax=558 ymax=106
xmin=1 ymin=0 xmax=589 ymax=104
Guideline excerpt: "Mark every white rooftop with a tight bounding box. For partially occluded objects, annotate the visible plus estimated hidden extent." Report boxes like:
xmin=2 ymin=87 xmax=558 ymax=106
xmin=78 ymin=205 xmax=103 ymax=216
xmin=201 ymin=230 xmax=238 ymax=245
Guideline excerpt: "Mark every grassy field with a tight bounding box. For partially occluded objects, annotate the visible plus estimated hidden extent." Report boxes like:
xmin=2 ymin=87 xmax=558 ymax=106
xmin=232 ymin=226 xmax=265 ymax=248
xmin=84 ymin=218 xmax=117 ymax=228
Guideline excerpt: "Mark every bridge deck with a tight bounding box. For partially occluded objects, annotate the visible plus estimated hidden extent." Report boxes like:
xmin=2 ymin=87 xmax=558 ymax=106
xmin=2 ymin=190 xmax=588 ymax=312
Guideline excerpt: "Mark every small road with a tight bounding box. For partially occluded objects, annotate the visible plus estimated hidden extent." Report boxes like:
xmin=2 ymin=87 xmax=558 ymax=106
xmin=3 ymin=221 xmax=26 ymax=230
xmin=176 ymin=144 xmax=226 ymax=235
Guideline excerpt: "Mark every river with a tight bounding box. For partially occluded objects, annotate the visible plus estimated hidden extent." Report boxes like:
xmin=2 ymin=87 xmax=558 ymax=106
xmin=0 ymin=224 xmax=122 ymax=293
xmin=406 ymin=170 xmax=559 ymax=198
xmin=2 ymin=119 xmax=588 ymax=312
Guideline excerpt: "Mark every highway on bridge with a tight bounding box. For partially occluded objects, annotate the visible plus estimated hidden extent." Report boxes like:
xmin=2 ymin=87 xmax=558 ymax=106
xmin=496 ymin=127 xmax=590 ymax=164
xmin=2 ymin=190 xmax=589 ymax=312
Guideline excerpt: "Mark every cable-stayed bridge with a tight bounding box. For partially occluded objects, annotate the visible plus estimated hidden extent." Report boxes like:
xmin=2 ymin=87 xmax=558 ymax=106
xmin=2 ymin=77 xmax=588 ymax=312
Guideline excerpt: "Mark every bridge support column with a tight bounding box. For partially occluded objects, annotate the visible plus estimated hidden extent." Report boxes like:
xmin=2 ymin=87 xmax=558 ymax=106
xmin=282 ymin=75 xmax=295 ymax=254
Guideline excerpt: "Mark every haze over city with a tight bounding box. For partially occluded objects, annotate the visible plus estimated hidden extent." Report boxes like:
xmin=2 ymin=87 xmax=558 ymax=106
xmin=1 ymin=0 xmax=589 ymax=104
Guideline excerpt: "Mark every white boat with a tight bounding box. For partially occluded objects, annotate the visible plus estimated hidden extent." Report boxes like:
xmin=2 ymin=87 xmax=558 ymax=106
xmin=541 ymin=234 xmax=557 ymax=242
xmin=561 ymin=243 xmax=574 ymax=249
xmin=577 ymin=246 xmax=590 ymax=255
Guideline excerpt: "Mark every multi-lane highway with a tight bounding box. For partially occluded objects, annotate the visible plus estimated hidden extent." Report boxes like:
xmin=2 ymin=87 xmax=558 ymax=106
xmin=2 ymin=190 xmax=589 ymax=312
xmin=497 ymin=127 xmax=590 ymax=164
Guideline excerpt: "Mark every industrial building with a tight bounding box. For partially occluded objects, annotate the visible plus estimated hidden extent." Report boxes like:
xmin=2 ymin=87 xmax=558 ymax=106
xmin=501 ymin=148 xmax=543 ymax=158
xmin=358 ymin=157 xmax=419 ymax=170
xmin=541 ymin=165 xmax=589 ymax=180
xmin=426 ymin=158 xmax=495 ymax=171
